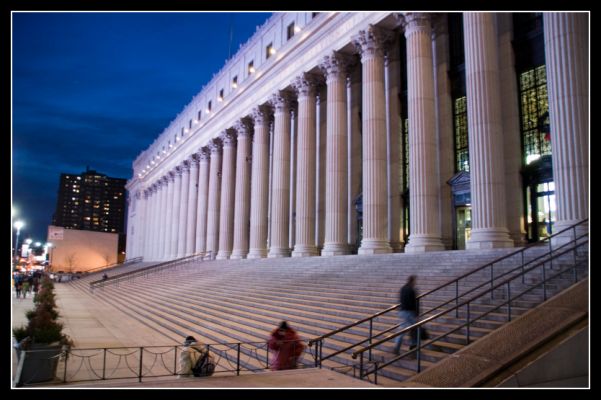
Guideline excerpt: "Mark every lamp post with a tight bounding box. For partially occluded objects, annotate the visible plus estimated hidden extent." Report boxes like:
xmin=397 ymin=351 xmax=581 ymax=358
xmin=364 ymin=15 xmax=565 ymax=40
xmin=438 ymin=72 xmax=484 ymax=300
xmin=13 ymin=220 xmax=24 ymax=268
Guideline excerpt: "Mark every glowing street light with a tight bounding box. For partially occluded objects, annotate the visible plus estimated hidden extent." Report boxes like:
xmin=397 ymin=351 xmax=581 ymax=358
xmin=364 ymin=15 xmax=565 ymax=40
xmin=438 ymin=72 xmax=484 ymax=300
xmin=13 ymin=220 xmax=24 ymax=266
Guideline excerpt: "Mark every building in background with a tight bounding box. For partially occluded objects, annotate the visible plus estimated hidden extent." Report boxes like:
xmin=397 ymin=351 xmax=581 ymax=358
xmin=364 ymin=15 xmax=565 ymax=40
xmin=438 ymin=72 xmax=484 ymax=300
xmin=52 ymin=167 xmax=127 ymax=234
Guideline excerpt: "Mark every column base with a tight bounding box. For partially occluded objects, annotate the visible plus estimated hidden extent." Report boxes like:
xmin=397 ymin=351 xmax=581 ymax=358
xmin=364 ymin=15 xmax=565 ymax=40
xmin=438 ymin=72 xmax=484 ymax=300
xmin=268 ymin=248 xmax=291 ymax=258
xmin=230 ymin=250 xmax=248 ymax=260
xmin=405 ymin=235 xmax=445 ymax=253
xmin=292 ymin=245 xmax=319 ymax=257
xmin=247 ymin=248 xmax=268 ymax=259
xmin=216 ymin=251 xmax=232 ymax=260
xmin=358 ymin=239 xmax=392 ymax=255
xmin=321 ymin=242 xmax=350 ymax=257
xmin=466 ymin=228 xmax=514 ymax=249
xmin=389 ymin=241 xmax=405 ymax=253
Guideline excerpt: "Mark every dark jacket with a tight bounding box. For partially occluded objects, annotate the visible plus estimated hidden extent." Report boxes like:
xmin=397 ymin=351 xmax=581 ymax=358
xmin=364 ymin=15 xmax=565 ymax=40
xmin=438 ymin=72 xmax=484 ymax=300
xmin=399 ymin=284 xmax=418 ymax=313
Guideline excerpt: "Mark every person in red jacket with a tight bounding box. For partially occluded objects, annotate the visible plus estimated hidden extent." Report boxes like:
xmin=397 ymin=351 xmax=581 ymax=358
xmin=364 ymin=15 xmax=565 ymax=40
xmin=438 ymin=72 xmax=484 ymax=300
xmin=268 ymin=321 xmax=304 ymax=370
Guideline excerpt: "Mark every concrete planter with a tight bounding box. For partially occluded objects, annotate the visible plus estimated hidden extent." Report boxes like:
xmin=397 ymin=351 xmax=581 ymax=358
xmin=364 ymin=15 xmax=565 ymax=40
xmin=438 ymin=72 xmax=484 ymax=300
xmin=14 ymin=344 xmax=63 ymax=386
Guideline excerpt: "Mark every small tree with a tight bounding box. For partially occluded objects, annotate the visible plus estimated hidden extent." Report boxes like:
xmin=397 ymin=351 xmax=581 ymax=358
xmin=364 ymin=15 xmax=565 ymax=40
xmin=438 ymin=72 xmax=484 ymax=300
xmin=13 ymin=276 xmax=72 ymax=348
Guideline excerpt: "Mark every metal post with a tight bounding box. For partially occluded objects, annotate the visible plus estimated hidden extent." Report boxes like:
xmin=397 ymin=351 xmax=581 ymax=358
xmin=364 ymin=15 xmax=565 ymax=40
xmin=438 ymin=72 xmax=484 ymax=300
xmin=542 ymin=262 xmax=547 ymax=301
xmin=490 ymin=264 xmax=494 ymax=300
xmin=549 ymin=233 xmax=553 ymax=270
xmin=266 ymin=345 xmax=270 ymax=369
xmin=507 ymin=282 xmax=512 ymax=321
xmin=466 ymin=303 xmax=471 ymax=344
xmin=416 ymin=326 xmax=422 ymax=373
xmin=455 ymin=280 xmax=459 ymax=318
xmin=368 ymin=319 xmax=373 ymax=361
xmin=138 ymin=347 xmax=143 ymax=382
xmin=174 ymin=346 xmax=178 ymax=376
xmin=374 ymin=362 xmax=378 ymax=385
xmin=521 ymin=250 xmax=525 ymax=284
xmin=319 ymin=340 xmax=323 ymax=368
xmin=63 ymin=349 xmax=69 ymax=383
xmin=359 ymin=352 xmax=364 ymax=380
xmin=103 ymin=348 xmax=107 ymax=379
xmin=236 ymin=343 xmax=241 ymax=375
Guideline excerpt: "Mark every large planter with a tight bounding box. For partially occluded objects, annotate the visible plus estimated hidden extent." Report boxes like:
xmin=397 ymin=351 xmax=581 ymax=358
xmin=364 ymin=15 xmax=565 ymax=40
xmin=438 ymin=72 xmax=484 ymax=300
xmin=14 ymin=344 xmax=63 ymax=386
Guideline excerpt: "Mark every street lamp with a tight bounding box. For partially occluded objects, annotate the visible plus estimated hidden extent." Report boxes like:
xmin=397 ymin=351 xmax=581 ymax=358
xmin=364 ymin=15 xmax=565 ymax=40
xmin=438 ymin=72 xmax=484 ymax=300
xmin=13 ymin=220 xmax=24 ymax=267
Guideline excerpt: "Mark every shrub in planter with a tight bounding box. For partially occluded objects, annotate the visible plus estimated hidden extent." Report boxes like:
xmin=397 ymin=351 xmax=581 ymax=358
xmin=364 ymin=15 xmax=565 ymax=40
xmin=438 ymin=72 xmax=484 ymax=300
xmin=13 ymin=276 xmax=72 ymax=385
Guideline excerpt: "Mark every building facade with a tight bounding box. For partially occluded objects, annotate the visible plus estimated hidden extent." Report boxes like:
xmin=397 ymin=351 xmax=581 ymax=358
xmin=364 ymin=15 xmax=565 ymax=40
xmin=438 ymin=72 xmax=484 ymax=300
xmin=125 ymin=12 xmax=588 ymax=261
xmin=53 ymin=168 xmax=127 ymax=234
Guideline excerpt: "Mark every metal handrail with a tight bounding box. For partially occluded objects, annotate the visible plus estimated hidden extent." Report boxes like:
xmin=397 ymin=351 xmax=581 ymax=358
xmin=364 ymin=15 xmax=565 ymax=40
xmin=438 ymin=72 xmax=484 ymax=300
xmin=89 ymin=251 xmax=211 ymax=290
xmin=350 ymin=231 xmax=588 ymax=380
xmin=308 ymin=219 xmax=588 ymax=350
xmin=82 ymin=257 xmax=144 ymax=275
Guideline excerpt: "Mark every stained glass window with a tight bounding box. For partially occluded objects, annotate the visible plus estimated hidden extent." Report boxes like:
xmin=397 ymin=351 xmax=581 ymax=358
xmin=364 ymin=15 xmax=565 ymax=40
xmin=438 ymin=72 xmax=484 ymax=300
xmin=453 ymin=96 xmax=469 ymax=172
xmin=519 ymin=65 xmax=550 ymax=164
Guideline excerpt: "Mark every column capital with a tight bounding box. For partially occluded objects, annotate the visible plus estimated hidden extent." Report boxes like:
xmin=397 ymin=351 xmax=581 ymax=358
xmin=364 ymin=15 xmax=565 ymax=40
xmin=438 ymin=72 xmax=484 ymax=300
xmin=292 ymin=72 xmax=323 ymax=98
xmin=208 ymin=138 xmax=223 ymax=154
xmin=251 ymin=104 xmax=272 ymax=125
xmin=181 ymin=159 xmax=191 ymax=172
xmin=234 ymin=118 xmax=253 ymax=138
xmin=189 ymin=153 xmax=200 ymax=166
xmin=135 ymin=190 xmax=142 ymax=200
xmin=162 ymin=174 xmax=171 ymax=184
xmin=269 ymin=90 xmax=294 ymax=113
xmin=352 ymin=24 xmax=394 ymax=61
xmin=430 ymin=13 xmax=448 ymax=39
xmin=220 ymin=130 xmax=237 ymax=147
xmin=401 ymin=12 xmax=433 ymax=37
xmin=199 ymin=146 xmax=211 ymax=161
xmin=319 ymin=51 xmax=356 ymax=81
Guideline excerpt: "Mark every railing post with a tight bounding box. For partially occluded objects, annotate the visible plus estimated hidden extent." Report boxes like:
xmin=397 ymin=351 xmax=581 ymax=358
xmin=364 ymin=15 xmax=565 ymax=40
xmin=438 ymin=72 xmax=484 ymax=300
xmin=174 ymin=346 xmax=178 ymax=376
xmin=549 ymin=234 xmax=553 ymax=270
xmin=490 ymin=264 xmax=494 ymax=300
xmin=368 ymin=318 xmax=373 ymax=362
xmin=138 ymin=347 xmax=143 ymax=382
xmin=521 ymin=250 xmax=525 ymax=284
xmin=374 ymin=362 xmax=378 ymax=385
xmin=455 ymin=280 xmax=459 ymax=318
xmin=266 ymin=345 xmax=270 ymax=369
xmin=507 ymin=282 xmax=512 ymax=321
xmin=466 ymin=302 xmax=471 ymax=344
xmin=102 ymin=348 xmax=107 ymax=379
xmin=63 ymin=348 xmax=69 ymax=383
xmin=236 ymin=343 xmax=241 ymax=376
xmin=416 ymin=326 xmax=422 ymax=373
xmin=359 ymin=352 xmax=364 ymax=380
xmin=542 ymin=262 xmax=547 ymax=301
xmin=313 ymin=341 xmax=319 ymax=367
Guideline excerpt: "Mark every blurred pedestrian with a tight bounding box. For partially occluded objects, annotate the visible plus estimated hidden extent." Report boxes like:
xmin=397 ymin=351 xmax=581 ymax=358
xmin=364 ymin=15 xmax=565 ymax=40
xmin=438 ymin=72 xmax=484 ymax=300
xmin=393 ymin=275 xmax=419 ymax=357
xmin=268 ymin=321 xmax=304 ymax=370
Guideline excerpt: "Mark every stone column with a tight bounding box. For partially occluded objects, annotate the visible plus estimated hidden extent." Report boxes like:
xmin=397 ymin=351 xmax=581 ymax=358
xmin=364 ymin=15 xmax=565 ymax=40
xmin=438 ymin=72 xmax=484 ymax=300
xmin=195 ymin=147 xmax=211 ymax=254
xmin=498 ymin=13 xmax=526 ymax=245
xmin=185 ymin=155 xmax=200 ymax=256
xmin=159 ymin=175 xmax=172 ymax=260
xmin=463 ymin=12 xmax=513 ymax=249
xmin=348 ymin=65 xmax=362 ymax=250
xmin=431 ymin=14 xmax=454 ymax=249
xmin=205 ymin=139 xmax=223 ymax=260
xmin=268 ymin=91 xmax=293 ymax=258
xmin=353 ymin=25 xmax=393 ymax=254
xmin=248 ymin=106 xmax=271 ymax=258
xmin=543 ymin=12 xmax=589 ymax=242
xmin=320 ymin=52 xmax=352 ymax=256
xmin=217 ymin=131 xmax=237 ymax=260
xmin=169 ymin=167 xmax=183 ymax=259
xmin=177 ymin=161 xmax=190 ymax=258
xmin=231 ymin=120 xmax=253 ymax=259
xmin=149 ymin=183 xmax=161 ymax=260
xmin=385 ymin=34 xmax=403 ymax=252
xmin=292 ymin=73 xmax=319 ymax=257
xmin=141 ymin=189 xmax=152 ymax=259
xmin=402 ymin=13 xmax=445 ymax=252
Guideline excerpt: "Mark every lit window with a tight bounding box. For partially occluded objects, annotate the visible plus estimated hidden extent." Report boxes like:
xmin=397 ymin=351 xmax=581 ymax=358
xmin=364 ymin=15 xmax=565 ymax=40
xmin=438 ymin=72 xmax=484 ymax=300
xmin=287 ymin=22 xmax=295 ymax=40
xmin=197 ymin=110 xmax=202 ymax=121
xmin=207 ymin=101 xmax=212 ymax=113
xmin=266 ymin=43 xmax=275 ymax=59
xmin=218 ymin=89 xmax=224 ymax=102
xmin=248 ymin=60 xmax=255 ymax=74
xmin=231 ymin=76 xmax=238 ymax=88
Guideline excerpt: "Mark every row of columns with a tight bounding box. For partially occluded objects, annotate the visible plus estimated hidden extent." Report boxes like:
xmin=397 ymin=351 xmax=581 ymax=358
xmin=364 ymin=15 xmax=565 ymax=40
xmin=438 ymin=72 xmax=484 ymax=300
xmin=129 ymin=12 xmax=587 ymax=260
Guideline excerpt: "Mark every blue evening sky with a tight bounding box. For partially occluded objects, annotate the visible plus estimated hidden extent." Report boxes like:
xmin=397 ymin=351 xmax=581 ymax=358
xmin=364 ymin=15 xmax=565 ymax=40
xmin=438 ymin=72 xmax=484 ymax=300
xmin=12 ymin=12 xmax=272 ymax=243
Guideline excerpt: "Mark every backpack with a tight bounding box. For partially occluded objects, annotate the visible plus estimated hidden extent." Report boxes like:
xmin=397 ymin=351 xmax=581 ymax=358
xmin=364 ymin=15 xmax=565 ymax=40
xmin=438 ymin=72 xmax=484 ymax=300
xmin=191 ymin=349 xmax=216 ymax=377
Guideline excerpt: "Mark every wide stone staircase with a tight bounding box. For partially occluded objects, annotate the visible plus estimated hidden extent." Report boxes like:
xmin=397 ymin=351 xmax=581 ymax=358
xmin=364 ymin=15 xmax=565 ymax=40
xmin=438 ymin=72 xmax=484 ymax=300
xmin=63 ymin=236 xmax=588 ymax=386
